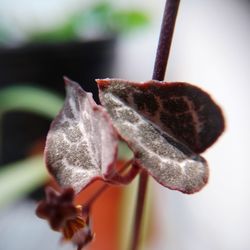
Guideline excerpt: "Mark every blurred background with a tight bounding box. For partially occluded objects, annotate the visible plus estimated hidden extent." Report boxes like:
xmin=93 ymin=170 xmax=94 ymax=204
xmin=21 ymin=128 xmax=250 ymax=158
xmin=0 ymin=0 xmax=249 ymax=250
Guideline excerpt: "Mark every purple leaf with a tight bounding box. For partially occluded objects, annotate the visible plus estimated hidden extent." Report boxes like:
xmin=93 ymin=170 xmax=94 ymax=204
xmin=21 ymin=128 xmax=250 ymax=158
xmin=45 ymin=78 xmax=119 ymax=193
xmin=97 ymin=79 xmax=224 ymax=193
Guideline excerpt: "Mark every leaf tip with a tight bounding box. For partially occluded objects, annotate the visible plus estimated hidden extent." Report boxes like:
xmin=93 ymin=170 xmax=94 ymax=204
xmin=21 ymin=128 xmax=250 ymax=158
xmin=63 ymin=76 xmax=77 ymax=88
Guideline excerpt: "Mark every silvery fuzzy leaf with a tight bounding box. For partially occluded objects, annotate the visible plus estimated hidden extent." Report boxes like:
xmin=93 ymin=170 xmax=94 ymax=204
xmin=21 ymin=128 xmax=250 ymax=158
xmin=97 ymin=79 xmax=224 ymax=193
xmin=45 ymin=78 xmax=118 ymax=193
xmin=97 ymin=79 xmax=224 ymax=154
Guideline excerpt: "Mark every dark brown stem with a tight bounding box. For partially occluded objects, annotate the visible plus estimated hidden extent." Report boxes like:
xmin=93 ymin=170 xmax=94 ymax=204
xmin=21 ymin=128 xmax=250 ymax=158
xmin=153 ymin=0 xmax=180 ymax=81
xmin=82 ymin=183 xmax=108 ymax=214
xmin=130 ymin=1 xmax=180 ymax=250
xmin=130 ymin=170 xmax=149 ymax=250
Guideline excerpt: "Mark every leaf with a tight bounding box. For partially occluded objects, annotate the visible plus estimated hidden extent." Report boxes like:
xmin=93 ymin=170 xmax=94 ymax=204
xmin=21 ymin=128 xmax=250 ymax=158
xmin=97 ymin=79 xmax=224 ymax=193
xmin=0 ymin=155 xmax=47 ymax=208
xmin=45 ymin=78 xmax=119 ymax=193
xmin=111 ymin=10 xmax=150 ymax=33
xmin=97 ymin=79 xmax=225 ymax=153
xmin=0 ymin=86 xmax=62 ymax=207
xmin=0 ymin=85 xmax=63 ymax=118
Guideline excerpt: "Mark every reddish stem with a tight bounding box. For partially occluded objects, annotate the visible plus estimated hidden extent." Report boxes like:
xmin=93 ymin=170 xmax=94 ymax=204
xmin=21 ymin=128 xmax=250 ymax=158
xmin=130 ymin=170 xmax=149 ymax=250
xmin=81 ymin=159 xmax=134 ymax=213
xmin=130 ymin=1 xmax=180 ymax=250
xmin=108 ymin=159 xmax=139 ymax=185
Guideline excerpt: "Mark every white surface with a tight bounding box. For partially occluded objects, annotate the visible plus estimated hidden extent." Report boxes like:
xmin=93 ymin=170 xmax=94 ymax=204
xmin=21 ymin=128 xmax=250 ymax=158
xmin=0 ymin=201 xmax=73 ymax=250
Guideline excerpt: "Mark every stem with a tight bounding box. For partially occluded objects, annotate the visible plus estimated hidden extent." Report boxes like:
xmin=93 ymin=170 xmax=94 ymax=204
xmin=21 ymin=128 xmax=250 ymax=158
xmin=153 ymin=0 xmax=180 ymax=81
xmin=130 ymin=171 xmax=149 ymax=250
xmin=130 ymin=1 xmax=180 ymax=249
xmin=82 ymin=183 xmax=108 ymax=214
xmin=108 ymin=159 xmax=139 ymax=185
xmin=82 ymin=159 xmax=134 ymax=213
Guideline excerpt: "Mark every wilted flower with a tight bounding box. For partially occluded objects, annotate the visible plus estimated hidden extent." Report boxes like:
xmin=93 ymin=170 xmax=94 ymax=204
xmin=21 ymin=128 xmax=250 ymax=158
xmin=36 ymin=186 xmax=94 ymax=249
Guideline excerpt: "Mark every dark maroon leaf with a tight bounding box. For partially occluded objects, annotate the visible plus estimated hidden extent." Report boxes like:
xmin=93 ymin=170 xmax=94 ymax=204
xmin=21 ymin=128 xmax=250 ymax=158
xmin=97 ymin=79 xmax=225 ymax=153
xmin=96 ymin=78 xmax=224 ymax=193
xmin=45 ymin=78 xmax=119 ymax=193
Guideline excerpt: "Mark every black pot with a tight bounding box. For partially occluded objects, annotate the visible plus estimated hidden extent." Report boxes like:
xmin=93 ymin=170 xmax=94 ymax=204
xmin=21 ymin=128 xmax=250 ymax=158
xmin=0 ymin=37 xmax=117 ymax=165
xmin=0 ymin=37 xmax=116 ymax=101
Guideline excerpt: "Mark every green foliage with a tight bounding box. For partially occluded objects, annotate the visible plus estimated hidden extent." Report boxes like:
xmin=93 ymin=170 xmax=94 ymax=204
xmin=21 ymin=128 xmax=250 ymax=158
xmin=0 ymin=85 xmax=63 ymax=118
xmin=0 ymin=86 xmax=63 ymax=207
xmin=111 ymin=10 xmax=150 ymax=34
xmin=0 ymin=26 xmax=9 ymax=44
xmin=0 ymin=155 xmax=46 ymax=208
xmin=28 ymin=2 xmax=150 ymax=43
xmin=29 ymin=19 xmax=78 ymax=43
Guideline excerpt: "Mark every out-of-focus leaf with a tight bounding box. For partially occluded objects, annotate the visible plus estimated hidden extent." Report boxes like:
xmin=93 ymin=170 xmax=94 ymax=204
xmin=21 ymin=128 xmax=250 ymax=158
xmin=0 ymin=86 xmax=63 ymax=207
xmin=87 ymin=2 xmax=113 ymax=25
xmin=0 ymin=25 xmax=10 ymax=44
xmin=29 ymin=17 xmax=78 ymax=43
xmin=73 ymin=2 xmax=114 ymax=37
xmin=28 ymin=3 xmax=149 ymax=42
xmin=45 ymin=78 xmax=119 ymax=193
xmin=0 ymin=155 xmax=47 ymax=208
xmin=111 ymin=10 xmax=150 ymax=33
xmin=0 ymin=85 xmax=63 ymax=118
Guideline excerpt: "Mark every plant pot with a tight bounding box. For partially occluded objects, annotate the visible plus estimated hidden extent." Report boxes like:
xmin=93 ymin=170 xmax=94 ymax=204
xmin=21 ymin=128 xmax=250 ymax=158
xmin=0 ymin=37 xmax=116 ymax=101
xmin=0 ymin=37 xmax=117 ymax=165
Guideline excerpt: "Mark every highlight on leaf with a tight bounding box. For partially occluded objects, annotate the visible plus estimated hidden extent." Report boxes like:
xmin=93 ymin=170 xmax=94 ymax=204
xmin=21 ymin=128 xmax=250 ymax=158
xmin=45 ymin=77 xmax=119 ymax=193
xmin=97 ymin=79 xmax=224 ymax=193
